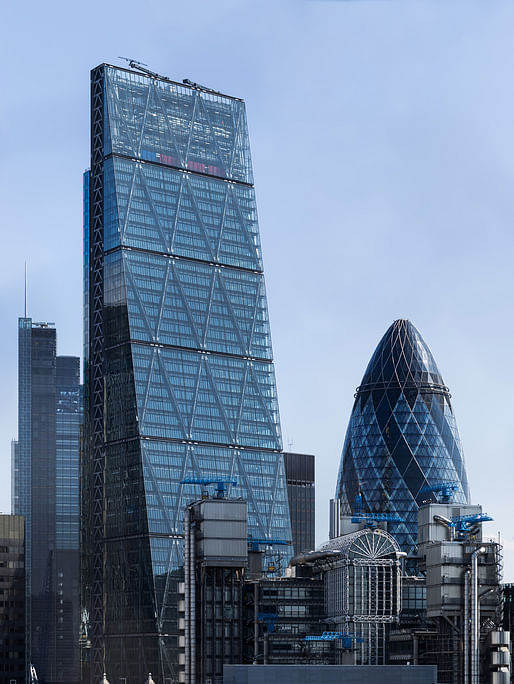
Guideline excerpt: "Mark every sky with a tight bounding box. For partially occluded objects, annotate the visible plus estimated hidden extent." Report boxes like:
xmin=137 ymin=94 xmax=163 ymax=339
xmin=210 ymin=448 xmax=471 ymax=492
xmin=1 ymin=0 xmax=514 ymax=581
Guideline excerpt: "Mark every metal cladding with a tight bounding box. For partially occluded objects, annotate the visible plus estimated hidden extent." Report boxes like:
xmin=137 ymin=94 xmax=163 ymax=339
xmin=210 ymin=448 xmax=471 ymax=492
xmin=336 ymin=319 xmax=470 ymax=555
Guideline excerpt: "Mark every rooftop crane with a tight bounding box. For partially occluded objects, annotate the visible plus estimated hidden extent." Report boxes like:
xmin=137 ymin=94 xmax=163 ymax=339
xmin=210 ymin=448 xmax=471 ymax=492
xmin=247 ymin=536 xmax=290 ymax=552
xmin=419 ymin=481 xmax=459 ymax=503
xmin=257 ymin=612 xmax=279 ymax=633
xmin=451 ymin=512 xmax=493 ymax=534
xmin=118 ymin=56 xmax=163 ymax=79
xmin=352 ymin=493 xmax=403 ymax=526
xmin=304 ymin=631 xmax=364 ymax=649
xmin=247 ymin=536 xmax=291 ymax=574
xmin=180 ymin=478 xmax=237 ymax=499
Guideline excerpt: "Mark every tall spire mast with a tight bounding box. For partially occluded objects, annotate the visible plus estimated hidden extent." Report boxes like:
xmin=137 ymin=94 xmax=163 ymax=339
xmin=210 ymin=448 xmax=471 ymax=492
xmin=24 ymin=261 xmax=27 ymax=317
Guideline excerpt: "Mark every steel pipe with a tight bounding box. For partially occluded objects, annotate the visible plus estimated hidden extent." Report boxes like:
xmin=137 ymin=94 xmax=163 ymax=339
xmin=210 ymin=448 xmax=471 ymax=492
xmin=471 ymin=546 xmax=486 ymax=684
xmin=184 ymin=508 xmax=190 ymax=684
xmin=464 ymin=569 xmax=470 ymax=684
xmin=190 ymin=514 xmax=196 ymax=684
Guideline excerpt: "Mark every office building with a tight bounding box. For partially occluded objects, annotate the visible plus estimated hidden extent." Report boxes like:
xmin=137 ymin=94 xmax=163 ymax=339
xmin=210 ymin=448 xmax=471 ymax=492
xmin=12 ymin=319 xmax=80 ymax=683
xmin=55 ymin=357 xmax=81 ymax=681
xmin=0 ymin=514 xmax=25 ymax=684
xmin=502 ymin=583 xmax=514 ymax=682
xmin=417 ymin=501 xmax=504 ymax=684
xmin=181 ymin=496 xmax=248 ymax=684
xmin=335 ymin=319 xmax=470 ymax=557
xmin=283 ymin=452 xmax=315 ymax=555
xmin=243 ymin=573 xmax=329 ymax=666
xmin=294 ymin=527 xmax=403 ymax=665
xmin=82 ymin=62 xmax=292 ymax=683
xmin=180 ymin=493 xmax=334 ymax=675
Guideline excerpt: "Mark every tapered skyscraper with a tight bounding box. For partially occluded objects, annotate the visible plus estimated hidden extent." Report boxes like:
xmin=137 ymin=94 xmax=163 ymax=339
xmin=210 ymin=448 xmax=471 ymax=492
xmin=82 ymin=63 xmax=292 ymax=683
xmin=336 ymin=319 xmax=469 ymax=556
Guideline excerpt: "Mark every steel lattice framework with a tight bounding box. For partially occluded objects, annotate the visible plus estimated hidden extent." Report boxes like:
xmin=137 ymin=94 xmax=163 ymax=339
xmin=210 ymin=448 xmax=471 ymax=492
xmin=82 ymin=64 xmax=107 ymax=683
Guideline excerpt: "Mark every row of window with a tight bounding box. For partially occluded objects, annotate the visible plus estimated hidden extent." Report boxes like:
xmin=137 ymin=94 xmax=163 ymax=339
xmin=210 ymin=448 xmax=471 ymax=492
xmin=104 ymin=157 xmax=260 ymax=268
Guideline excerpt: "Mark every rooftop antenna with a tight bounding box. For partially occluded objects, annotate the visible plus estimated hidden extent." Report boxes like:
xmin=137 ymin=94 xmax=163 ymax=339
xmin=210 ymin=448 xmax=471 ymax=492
xmin=118 ymin=56 xmax=164 ymax=80
xmin=24 ymin=261 xmax=27 ymax=318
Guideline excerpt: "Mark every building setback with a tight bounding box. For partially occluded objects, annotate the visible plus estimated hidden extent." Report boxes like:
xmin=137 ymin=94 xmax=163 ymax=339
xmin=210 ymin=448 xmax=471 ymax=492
xmin=82 ymin=63 xmax=292 ymax=683
xmin=12 ymin=320 xmax=80 ymax=684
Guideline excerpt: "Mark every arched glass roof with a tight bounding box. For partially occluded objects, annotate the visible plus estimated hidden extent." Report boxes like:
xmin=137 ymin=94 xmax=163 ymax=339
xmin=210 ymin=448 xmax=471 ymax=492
xmin=318 ymin=528 xmax=400 ymax=561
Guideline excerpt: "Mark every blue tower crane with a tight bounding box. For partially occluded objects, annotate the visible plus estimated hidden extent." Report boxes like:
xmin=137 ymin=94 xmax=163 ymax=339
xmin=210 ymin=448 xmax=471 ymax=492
xmin=248 ymin=537 xmax=291 ymax=574
xmin=257 ymin=612 xmax=279 ymax=633
xmin=180 ymin=478 xmax=237 ymax=499
xmin=451 ymin=512 xmax=493 ymax=534
xmin=419 ymin=481 xmax=459 ymax=503
xmin=352 ymin=493 xmax=404 ymax=526
xmin=247 ymin=536 xmax=290 ymax=552
xmin=304 ymin=631 xmax=364 ymax=649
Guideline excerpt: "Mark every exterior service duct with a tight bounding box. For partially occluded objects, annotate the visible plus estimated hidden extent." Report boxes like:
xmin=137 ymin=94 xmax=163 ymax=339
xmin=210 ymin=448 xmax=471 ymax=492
xmin=464 ymin=569 xmax=470 ymax=684
xmin=471 ymin=546 xmax=486 ymax=684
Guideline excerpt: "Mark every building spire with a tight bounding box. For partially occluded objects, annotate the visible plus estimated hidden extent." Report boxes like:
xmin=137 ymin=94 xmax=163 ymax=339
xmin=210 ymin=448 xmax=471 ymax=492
xmin=24 ymin=261 xmax=27 ymax=318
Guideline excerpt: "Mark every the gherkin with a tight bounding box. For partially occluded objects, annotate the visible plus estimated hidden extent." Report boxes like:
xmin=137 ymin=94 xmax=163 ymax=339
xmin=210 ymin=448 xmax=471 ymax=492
xmin=336 ymin=319 xmax=470 ymax=555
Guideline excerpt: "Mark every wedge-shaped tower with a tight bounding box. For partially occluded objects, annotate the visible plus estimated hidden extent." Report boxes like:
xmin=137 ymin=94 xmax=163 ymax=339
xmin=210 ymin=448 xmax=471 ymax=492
xmin=82 ymin=63 xmax=292 ymax=683
xmin=336 ymin=319 xmax=469 ymax=556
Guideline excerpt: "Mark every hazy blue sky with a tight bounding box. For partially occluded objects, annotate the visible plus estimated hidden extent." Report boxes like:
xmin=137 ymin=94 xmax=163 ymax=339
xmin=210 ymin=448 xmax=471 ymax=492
xmin=2 ymin=0 xmax=514 ymax=580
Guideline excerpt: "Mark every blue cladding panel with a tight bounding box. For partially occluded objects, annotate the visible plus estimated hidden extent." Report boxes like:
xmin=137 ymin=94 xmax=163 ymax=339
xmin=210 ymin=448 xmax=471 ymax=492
xmin=336 ymin=320 xmax=470 ymax=556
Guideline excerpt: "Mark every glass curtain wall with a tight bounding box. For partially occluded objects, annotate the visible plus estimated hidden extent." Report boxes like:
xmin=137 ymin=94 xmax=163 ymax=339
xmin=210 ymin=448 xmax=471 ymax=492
xmin=83 ymin=64 xmax=292 ymax=683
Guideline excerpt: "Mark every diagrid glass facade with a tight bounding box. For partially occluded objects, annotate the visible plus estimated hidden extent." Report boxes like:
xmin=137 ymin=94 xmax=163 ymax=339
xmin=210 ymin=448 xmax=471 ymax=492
xmin=336 ymin=319 xmax=470 ymax=557
xmin=83 ymin=63 xmax=292 ymax=683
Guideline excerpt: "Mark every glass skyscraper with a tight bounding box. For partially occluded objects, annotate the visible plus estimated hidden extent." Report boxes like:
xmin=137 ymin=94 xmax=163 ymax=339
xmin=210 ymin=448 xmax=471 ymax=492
xmin=82 ymin=63 xmax=292 ymax=683
xmin=336 ymin=319 xmax=470 ymax=557
xmin=283 ymin=452 xmax=315 ymax=556
xmin=12 ymin=320 xmax=80 ymax=684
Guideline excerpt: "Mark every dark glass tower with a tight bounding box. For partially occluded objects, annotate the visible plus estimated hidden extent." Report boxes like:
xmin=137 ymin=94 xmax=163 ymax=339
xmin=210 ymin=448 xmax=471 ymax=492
xmin=55 ymin=357 xmax=81 ymax=681
xmin=13 ymin=320 xmax=80 ymax=683
xmin=283 ymin=452 xmax=315 ymax=555
xmin=336 ymin=319 xmax=469 ymax=556
xmin=83 ymin=63 xmax=292 ymax=683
